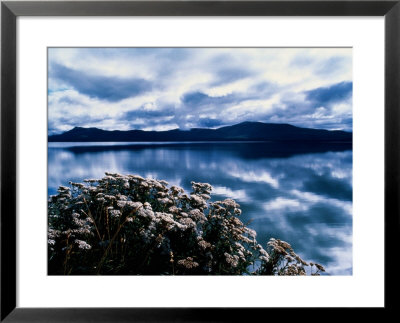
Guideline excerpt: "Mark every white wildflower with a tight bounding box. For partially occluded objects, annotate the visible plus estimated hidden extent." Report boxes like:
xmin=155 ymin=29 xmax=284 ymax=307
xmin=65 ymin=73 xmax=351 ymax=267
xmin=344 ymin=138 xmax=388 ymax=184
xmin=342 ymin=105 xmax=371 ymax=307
xmin=109 ymin=209 xmax=121 ymax=218
xmin=244 ymin=227 xmax=257 ymax=238
xmin=179 ymin=217 xmax=196 ymax=229
xmin=177 ymin=257 xmax=199 ymax=269
xmin=74 ymin=239 xmax=91 ymax=250
xmin=125 ymin=201 xmax=143 ymax=210
xmin=189 ymin=209 xmax=207 ymax=222
xmin=198 ymin=239 xmax=211 ymax=250
xmin=117 ymin=200 xmax=127 ymax=208
xmin=224 ymin=253 xmax=239 ymax=268
xmin=137 ymin=208 xmax=155 ymax=220
xmin=190 ymin=194 xmax=207 ymax=209
xmin=157 ymin=197 xmax=171 ymax=205
xmin=83 ymin=179 xmax=98 ymax=183
xmin=170 ymin=186 xmax=184 ymax=195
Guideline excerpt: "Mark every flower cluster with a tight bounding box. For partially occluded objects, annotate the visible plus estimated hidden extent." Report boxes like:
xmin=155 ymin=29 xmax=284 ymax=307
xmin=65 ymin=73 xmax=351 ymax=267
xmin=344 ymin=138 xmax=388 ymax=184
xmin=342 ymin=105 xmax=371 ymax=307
xmin=48 ymin=173 xmax=324 ymax=275
xmin=256 ymin=238 xmax=325 ymax=275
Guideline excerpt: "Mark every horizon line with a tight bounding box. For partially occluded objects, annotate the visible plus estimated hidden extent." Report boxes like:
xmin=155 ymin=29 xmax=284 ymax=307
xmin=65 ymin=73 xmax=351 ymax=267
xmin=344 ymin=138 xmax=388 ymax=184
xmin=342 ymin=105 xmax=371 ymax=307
xmin=49 ymin=121 xmax=352 ymax=136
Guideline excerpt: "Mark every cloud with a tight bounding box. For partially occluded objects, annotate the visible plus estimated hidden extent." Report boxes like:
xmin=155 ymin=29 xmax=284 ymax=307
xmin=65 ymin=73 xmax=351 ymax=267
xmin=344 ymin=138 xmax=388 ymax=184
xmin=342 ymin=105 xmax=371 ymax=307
xmin=305 ymin=81 xmax=352 ymax=106
xmin=181 ymin=91 xmax=239 ymax=108
xmin=50 ymin=63 xmax=152 ymax=102
xmin=196 ymin=118 xmax=225 ymax=128
xmin=48 ymin=48 xmax=352 ymax=133
xmin=212 ymin=67 xmax=253 ymax=86
xmin=181 ymin=91 xmax=214 ymax=106
xmin=315 ymin=57 xmax=347 ymax=76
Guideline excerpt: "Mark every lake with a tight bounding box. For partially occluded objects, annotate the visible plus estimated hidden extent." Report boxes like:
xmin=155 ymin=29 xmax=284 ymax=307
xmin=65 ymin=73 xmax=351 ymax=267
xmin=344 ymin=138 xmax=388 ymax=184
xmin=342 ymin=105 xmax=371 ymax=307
xmin=48 ymin=141 xmax=352 ymax=275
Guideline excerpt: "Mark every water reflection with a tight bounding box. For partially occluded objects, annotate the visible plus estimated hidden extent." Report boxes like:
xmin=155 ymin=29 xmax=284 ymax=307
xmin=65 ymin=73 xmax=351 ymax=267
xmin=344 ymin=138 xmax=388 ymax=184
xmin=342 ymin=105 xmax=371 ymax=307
xmin=48 ymin=142 xmax=352 ymax=275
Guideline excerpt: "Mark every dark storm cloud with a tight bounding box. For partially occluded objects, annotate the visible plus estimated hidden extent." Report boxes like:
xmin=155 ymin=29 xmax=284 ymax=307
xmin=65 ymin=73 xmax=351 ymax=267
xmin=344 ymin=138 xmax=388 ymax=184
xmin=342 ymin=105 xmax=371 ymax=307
xmin=181 ymin=92 xmax=211 ymax=106
xmin=196 ymin=118 xmax=225 ymax=128
xmin=305 ymin=81 xmax=352 ymax=106
xmin=50 ymin=63 xmax=152 ymax=102
xmin=255 ymin=81 xmax=352 ymax=131
xmin=181 ymin=91 xmax=239 ymax=107
xmin=117 ymin=105 xmax=178 ymax=130
xmin=122 ymin=105 xmax=175 ymax=119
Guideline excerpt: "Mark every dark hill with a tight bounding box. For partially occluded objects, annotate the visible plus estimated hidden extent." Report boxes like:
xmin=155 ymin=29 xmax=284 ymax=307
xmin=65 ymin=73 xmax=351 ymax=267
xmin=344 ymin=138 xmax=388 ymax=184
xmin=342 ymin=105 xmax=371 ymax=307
xmin=48 ymin=122 xmax=352 ymax=142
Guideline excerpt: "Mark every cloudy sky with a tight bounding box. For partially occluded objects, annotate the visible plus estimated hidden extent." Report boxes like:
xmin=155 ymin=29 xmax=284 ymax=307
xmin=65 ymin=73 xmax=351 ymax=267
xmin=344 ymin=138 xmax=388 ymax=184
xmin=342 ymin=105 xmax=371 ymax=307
xmin=48 ymin=48 xmax=352 ymax=135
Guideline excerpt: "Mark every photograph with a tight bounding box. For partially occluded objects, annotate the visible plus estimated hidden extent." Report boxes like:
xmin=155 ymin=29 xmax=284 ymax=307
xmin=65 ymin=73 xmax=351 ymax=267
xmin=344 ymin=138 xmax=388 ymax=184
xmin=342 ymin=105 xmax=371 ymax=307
xmin=47 ymin=47 xmax=353 ymax=276
xmin=2 ymin=0 xmax=397 ymax=319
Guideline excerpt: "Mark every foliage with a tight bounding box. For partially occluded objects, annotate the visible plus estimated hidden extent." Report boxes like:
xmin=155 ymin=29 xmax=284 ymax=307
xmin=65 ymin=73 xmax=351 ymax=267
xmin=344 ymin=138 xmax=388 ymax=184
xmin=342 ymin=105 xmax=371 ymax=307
xmin=48 ymin=173 xmax=325 ymax=275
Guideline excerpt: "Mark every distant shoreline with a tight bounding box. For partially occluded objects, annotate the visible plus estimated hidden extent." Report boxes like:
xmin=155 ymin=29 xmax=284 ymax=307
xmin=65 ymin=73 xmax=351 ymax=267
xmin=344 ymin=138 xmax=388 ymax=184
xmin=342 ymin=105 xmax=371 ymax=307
xmin=49 ymin=121 xmax=352 ymax=143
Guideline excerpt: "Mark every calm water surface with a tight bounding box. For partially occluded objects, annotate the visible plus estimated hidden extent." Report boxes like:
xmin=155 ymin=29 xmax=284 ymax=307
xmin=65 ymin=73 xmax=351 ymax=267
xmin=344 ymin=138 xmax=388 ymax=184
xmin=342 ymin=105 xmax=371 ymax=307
xmin=48 ymin=142 xmax=352 ymax=275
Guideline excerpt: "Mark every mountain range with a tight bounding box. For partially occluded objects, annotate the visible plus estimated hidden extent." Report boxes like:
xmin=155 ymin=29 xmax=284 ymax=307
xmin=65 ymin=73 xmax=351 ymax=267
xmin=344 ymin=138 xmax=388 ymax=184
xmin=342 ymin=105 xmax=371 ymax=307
xmin=48 ymin=121 xmax=352 ymax=142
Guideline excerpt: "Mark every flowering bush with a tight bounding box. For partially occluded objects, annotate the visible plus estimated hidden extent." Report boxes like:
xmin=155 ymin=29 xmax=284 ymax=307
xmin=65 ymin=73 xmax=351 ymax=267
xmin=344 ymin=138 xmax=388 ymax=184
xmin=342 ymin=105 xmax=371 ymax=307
xmin=48 ymin=173 xmax=325 ymax=275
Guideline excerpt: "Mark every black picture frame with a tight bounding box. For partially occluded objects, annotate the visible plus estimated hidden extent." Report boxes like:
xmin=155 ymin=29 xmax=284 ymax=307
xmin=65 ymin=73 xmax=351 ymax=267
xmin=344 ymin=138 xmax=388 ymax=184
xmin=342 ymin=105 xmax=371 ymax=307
xmin=1 ymin=0 xmax=399 ymax=321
